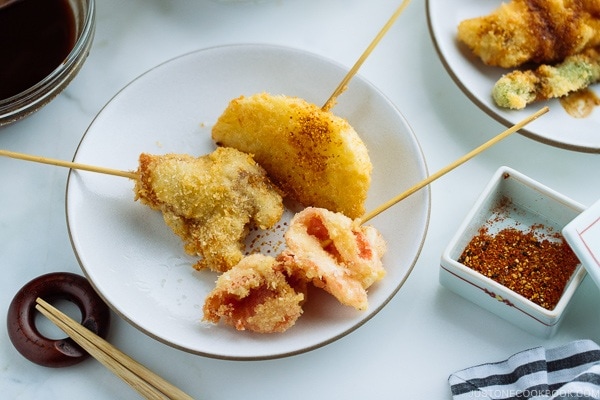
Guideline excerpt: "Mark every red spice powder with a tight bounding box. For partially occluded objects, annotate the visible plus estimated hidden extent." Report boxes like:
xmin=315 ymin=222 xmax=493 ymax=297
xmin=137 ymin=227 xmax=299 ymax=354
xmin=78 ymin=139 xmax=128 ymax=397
xmin=458 ymin=225 xmax=580 ymax=310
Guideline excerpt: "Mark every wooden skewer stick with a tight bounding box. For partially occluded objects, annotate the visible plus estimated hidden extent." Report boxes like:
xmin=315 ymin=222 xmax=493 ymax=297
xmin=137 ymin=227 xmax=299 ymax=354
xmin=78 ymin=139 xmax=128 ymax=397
xmin=360 ymin=106 xmax=550 ymax=224
xmin=0 ymin=149 xmax=138 ymax=180
xmin=322 ymin=0 xmax=412 ymax=112
xmin=35 ymin=298 xmax=194 ymax=400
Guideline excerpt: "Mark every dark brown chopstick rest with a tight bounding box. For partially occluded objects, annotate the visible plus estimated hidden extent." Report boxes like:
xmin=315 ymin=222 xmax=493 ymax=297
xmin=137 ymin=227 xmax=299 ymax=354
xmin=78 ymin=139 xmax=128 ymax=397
xmin=7 ymin=272 xmax=111 ymax=367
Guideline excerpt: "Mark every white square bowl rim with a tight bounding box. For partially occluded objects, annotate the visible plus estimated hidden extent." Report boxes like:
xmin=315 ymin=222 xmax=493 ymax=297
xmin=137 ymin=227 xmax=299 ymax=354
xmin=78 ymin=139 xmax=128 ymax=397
xmin=563 ymin=197 xmax=600 ymax=291
xmin=441 ymin=165 xmax=587 ymax=320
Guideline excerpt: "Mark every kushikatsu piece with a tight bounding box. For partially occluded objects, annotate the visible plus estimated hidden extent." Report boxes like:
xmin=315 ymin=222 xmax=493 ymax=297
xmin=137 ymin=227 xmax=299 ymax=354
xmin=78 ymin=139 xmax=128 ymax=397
xmin=278 ymin=207 xmax=386 ymax=311
xmin=134 ymin=147 xmax=284 ymax=273
xmin=203 ymin=254 xmax=306 ymax=333
xmin=211 ymin=92 xmax=372 ymax=219
xmin=493 ymin=47 xmax=600 ymax=109
xmin=457 ymin=0 xmax=600 ymax=68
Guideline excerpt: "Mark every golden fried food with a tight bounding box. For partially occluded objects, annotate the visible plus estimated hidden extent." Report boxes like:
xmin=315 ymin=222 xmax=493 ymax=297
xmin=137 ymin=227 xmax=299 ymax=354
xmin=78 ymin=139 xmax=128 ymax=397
xmin=458 ymin=0 xmax=600 ymax=68
xmin=278 ymin=207 xmax=386 ymax=311
xmin=203 ymin=254 xmax=306 ymax=333
xmin=493 ymin=47 xmax=600 ymax=109
xmin=211 ymin=92 xmax=372 ymax=219
xmin=134 ymin=147 xmax=284 ymax=273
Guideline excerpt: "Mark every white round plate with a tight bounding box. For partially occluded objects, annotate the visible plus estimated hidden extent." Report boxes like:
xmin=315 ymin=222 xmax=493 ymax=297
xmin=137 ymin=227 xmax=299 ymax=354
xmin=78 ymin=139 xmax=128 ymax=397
xmin=66 ymin=44 xmax=430 ymax=360
xmin=426 ymin=0 xmax=600 ymax=153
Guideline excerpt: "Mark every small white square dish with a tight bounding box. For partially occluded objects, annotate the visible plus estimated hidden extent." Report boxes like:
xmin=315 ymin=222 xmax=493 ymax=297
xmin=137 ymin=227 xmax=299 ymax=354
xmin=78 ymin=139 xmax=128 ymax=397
xmin=440 ymin=166 xmax=586 ymax=338
xmin=563 ymin=198 xmax=600 ymax=292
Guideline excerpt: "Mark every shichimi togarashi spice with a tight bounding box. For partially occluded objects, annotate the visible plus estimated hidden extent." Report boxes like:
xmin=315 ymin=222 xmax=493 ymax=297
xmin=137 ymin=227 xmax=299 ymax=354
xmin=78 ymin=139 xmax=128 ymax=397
xmin=458 ymin=224 xmax=580 ymax=310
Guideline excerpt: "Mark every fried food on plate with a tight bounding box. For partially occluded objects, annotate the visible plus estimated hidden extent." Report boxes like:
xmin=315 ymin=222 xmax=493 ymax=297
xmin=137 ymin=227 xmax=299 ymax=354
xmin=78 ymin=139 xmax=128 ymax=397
xmin=278 ymin=207 xmax=386 ymax=311
xmin=134 ymin=147 xmax=284 ymax=273
xmin=458 ymin=0 xmax=600 ymax=68
xmin=211 ymin=92 xmax=372 ymax=219
xmin=203 ymin=254 xmax=306 ymax=333
xmin=493 ymin=47 xmax=600 ymax=109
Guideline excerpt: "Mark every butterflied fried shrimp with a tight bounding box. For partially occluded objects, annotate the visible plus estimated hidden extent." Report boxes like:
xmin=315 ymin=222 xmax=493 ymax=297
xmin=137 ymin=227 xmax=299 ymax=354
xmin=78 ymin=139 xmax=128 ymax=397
xmin=278 ymin=207 xmax=386 ymax=311
xmin=493 ymin=47 xmax=600 ymax=109
xmin=458 ymin=0 xmax=600 ymax=68
xmin=203 ymin=254 xmax=306 ymax=333
xmin=212 ymin=92 xmax=372 ymax=219
xmin=134 ymin=147 xmax=284 ymax=273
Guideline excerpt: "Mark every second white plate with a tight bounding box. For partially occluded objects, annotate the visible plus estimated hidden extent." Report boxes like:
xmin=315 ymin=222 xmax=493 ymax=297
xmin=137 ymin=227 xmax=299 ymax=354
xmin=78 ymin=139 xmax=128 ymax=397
xmin=427 ymin=0 xmax=600 ymax=153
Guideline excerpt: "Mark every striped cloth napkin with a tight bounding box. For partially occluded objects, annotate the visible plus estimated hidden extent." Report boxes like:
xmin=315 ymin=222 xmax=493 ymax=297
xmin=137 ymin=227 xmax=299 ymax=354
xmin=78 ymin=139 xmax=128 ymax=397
xmin=448 ymin=340 xmax=600 ymax=399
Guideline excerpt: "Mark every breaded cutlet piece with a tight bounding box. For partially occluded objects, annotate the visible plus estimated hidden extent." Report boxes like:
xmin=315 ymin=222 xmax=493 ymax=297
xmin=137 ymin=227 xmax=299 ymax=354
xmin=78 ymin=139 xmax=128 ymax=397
xmin=212 ymin=92 xmax=372 ymax=219
xmin=134 ymin=147 xmax=284 ymax=273
xmin=458 ymin=0 xmax=600 ymax=68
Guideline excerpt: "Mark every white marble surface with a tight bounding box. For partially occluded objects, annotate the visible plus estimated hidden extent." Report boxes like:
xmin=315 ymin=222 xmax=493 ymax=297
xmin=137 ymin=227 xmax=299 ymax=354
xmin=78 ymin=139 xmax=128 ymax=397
xmin=2 ymin=1 xmax=600 ymax=399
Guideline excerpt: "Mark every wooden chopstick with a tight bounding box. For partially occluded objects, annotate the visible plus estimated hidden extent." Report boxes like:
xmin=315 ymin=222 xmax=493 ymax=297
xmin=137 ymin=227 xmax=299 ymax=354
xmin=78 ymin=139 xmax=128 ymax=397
xmin=35 ymin=298 xmax=195 ymax=400
xmin=322 ymin=0 xmax=412 ymax=111
xmin=0 ymin=149 xmax=138 ymax=179
xmin=360 ymin=106 xmax=550 ymax=223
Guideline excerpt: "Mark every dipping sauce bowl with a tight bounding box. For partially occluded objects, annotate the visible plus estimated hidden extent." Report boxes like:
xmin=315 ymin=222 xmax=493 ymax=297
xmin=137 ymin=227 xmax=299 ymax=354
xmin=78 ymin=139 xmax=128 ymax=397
xmin=0 ymin=0 xmax=95 ymax=125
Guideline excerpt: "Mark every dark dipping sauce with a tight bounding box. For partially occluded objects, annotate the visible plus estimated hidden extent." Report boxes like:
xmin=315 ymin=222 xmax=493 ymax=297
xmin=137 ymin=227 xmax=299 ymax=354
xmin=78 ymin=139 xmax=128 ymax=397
xmin=0 ymin=0 xmax=76 ymax=100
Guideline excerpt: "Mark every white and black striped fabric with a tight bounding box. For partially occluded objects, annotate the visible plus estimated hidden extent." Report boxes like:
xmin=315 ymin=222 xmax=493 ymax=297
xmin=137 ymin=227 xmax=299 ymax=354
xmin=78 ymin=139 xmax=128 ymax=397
xmin=449 ymin=340 xmax=600 ymax=399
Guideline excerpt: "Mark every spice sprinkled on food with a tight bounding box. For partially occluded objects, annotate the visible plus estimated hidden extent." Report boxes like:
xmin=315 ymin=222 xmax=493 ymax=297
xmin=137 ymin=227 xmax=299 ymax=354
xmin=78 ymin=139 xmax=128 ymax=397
xmin=458 ymin=225 xmax=580 ymax=310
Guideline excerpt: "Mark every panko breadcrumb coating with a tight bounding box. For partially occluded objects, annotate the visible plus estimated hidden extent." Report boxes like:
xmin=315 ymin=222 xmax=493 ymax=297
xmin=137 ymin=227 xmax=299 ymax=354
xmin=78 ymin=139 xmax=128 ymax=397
xmin=203 ymin=254 xmax=306 ymax=333
xmin=134 ymin=147 xmax=284 ymax=273
xmin=211 ymin=92 xmax=372 ymax=219
xmin=493 ymin=47 xmax=600 ymax=109
xmin=458 ymin=0 xmax=600 ymax=68
xmin=202 ymin=207 xmax=387 ymax=333
xmin=278 ymin=207 xmax=386 ymax=311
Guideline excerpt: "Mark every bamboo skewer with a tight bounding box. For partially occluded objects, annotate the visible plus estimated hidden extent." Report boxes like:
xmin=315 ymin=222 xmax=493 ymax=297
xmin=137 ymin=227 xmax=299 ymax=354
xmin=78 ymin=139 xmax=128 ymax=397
xmin=2 ymin=0 xmax=409 ymax=179
xmin=0 ymin=149 xmax=138 ymax=180
xmin=2 ymin=106 xmax=550 ymax=225
xmin=360 ymin=106 xmax=550 ymax=223
xmin=322 ymin=0 xmax=412 ymax=111
xmin=35 ymin=298 xmax=194 ymax=400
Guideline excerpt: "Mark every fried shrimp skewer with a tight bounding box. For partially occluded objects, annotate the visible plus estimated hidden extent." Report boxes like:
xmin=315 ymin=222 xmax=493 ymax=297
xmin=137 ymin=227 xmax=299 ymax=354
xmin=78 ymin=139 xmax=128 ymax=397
xmin=278 ymin=207 xmax=387 ymax=311
xmin=492 ymin=47 xmax=600 ymax=110
xmin=458 ymin=0 xmax=600 ymax=68
xmin=134 ymin=147 xmax=284 ymax=273
xmin=203 ymin=254 xmax=306 ymax=333
xmin=202 ymin=207 xmax=386 ymax=333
